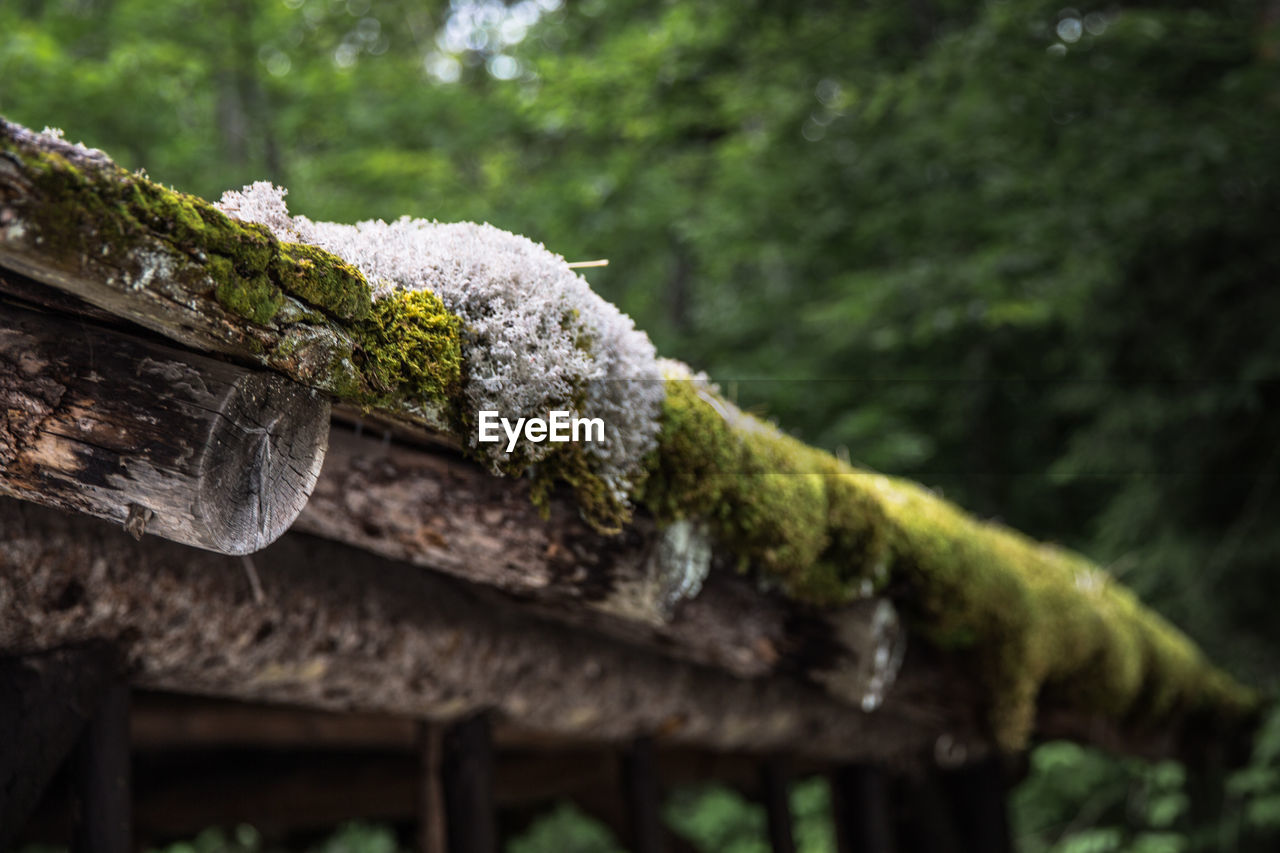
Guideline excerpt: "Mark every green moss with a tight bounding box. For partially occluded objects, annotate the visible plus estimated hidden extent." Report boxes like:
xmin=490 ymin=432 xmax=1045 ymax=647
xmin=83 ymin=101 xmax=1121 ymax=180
xmin=640 ymin=379 xmax=741 ymax=523
xmin=2 ymin=129 xmax=468 ymax=419
xmin=531 ymin=444 xmax=632 ymax=534
xmin=641 ymin=378 xmax=1258 ymax=750
xmin=3 ymin=134 xmax=371 ymax=328
xmin=354 ymin=288 xmax=463 ymax=410
xmin=214 ymin=273 xmax=284 ymax=325
xmin=271 ymin=242 xmax=372 ymax=322
xmin=642 ymin=379 xmax=889 ymax=604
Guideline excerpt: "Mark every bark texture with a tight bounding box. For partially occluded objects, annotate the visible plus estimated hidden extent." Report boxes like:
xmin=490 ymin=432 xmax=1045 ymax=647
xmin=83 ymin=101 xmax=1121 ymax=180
xmin=0 ymin=302 xmax=329 ymax=554
xmin=299 ymin=427 xmax=902 ymax=708
xmin=0 ymin=498 xmax=976 ymax=764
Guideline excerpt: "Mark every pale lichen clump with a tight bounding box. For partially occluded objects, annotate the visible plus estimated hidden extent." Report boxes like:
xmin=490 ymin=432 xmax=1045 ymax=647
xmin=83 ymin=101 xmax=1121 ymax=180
xmin=217 ymin=183 xmax=664 ymax=524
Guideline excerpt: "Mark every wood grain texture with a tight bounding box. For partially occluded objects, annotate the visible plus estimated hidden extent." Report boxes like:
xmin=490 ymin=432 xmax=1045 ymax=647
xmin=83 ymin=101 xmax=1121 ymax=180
xmin=0 ymin=302 xmax=329 ymax=554
xmin=0 ymin=120 xmax=361 ymax=395
xmin=298 ymin=428 xmax=904 ymax=707
xmin=0 ymin=498 xmax=973 ymax=763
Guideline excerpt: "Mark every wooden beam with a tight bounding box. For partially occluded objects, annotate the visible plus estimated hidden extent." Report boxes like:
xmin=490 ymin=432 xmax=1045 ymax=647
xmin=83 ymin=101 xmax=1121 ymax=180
xmin=442 ymin=714 xmax=496 ymax=853
xmin=298 ymin=428 xmax=913 ymax=712
xmin=71 ymin=683 xmax=132 ymax=853
xmin=0 ymin=498 xmax=962 ymax=763
xmin=418 ymin=722 xmax=447 ymax=853
xmin=131 ymin=692 xmax=418 ymax=751
xmin=0 ymin=643 xmax=123 ymax=851
xmin=0 ymin=302 xmax=329 ymax=554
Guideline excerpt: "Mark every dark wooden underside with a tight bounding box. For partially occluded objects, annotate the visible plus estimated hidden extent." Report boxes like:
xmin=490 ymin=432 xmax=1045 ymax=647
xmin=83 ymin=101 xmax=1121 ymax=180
xmin=0 ymin=497 xmax=984 ymax=765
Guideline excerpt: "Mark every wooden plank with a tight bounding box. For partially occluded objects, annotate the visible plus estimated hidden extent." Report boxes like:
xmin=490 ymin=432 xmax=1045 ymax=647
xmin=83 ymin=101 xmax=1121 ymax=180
xmin=0 ymin=301 xmax=329 ymax=555
xmin=0 ymin=643 xmax=122 ymax=851
xmin=442 ymin=714 xmax=496 ymax=853
xmin=71 ymin=683 xmax=132 ymax=853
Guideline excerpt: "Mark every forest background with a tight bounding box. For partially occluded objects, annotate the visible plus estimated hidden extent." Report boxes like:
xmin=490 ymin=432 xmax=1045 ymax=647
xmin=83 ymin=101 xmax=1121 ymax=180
xmin=3 ymin=0 xmax=1279 ymax=850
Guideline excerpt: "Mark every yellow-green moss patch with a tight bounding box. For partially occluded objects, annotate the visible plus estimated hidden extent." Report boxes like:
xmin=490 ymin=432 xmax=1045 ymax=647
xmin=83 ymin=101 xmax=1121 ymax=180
xmin=355 ymin=288 xmax=463 ymax=411
xmin=641 ymin=378 xmax=1258 ymax=750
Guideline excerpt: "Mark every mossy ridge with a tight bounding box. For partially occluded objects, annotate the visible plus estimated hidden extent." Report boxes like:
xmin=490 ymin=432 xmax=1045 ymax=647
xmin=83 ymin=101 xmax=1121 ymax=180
xmin=2 ymin=129 xmax=466 ymax=417
xmin=1 ymin=134 xmax=374 ymax=326
xmin=355 ymin=288 xmax=463 ymax=416
xmin=3 ymin=127 xmax=621 ymax=522
xmin=641 ymin=378 xmax=1257 ymax=750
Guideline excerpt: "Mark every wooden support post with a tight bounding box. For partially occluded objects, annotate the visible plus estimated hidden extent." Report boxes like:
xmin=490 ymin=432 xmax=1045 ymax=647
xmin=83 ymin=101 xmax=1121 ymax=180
xmin=71 ymin=683 xmax=132 ymax=853
xmin=0 ymin=643 xmax=122 ymax=851
xmin=0 ymin=302 xmax=330 ymax=555
xmin=893 ymin=772 xmax=962 ymax=853
xmin=417 ymin=722 xmax=447 ymax=853
xmin=759 ymin=760 xmax=796 ymax=853
xmin=621 ymin=736 xmax=663 ymax=853
xmin=938 ymin=758 xmax=1010 ymax=853
xmin=442 ymin=714 xmax=496 ymax=853
xmin=831 ymin=765 xmax=894 ymax=853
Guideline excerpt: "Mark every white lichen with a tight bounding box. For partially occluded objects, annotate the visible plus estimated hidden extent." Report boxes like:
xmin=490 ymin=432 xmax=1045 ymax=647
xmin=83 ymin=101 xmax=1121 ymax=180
xmin=216 ymin=182 xmax=665 ymax=505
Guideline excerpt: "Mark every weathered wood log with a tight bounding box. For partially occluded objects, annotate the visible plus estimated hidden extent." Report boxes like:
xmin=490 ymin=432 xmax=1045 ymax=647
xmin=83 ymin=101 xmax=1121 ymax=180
xmin=298 ymin=428 xmax=907 ymax=715
xmin=0 ymin=118 xmax=451 ymax=434
xmin=0 ymin=498 xmax=972 ymax=763
xmin=70 ymin=683 xmax=132 ymax=853
xmin=0 ymin=123 xmax=346 ymax=391
xmin=0 ymin=302 xmax=329 ymax=554
xmin=0 ymin=643 xmax=124 ymax=851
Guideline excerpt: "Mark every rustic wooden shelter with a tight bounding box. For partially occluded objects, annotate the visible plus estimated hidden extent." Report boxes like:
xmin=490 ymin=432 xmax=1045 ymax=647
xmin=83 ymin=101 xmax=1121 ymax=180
xmin=0 ymin=117 xmax=1261 ymax=852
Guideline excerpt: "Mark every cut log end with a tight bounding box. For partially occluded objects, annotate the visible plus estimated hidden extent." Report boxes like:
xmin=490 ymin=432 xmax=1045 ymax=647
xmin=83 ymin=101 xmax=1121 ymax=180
xmin=197 ymin=373 xmax=330 ymax=554
xmin=0 ymin=302 xmax=330 ymax=555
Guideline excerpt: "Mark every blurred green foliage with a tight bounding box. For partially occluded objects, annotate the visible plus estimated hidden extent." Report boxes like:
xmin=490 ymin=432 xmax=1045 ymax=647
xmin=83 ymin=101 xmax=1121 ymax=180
xmin=4 ymin=0 xmax=1279 ymax=849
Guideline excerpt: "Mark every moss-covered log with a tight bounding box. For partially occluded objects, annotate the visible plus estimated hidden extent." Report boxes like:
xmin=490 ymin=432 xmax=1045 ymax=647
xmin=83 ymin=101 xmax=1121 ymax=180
xmin=642 ymin=377 xmax=1261 ymax=751
xmin=298 ymin=427 xmax=903 ymax=711
xmin=0 ymin=118 xmax=461 ymax=431
xmin=0 ymin=116 xmax=1261 ymax=758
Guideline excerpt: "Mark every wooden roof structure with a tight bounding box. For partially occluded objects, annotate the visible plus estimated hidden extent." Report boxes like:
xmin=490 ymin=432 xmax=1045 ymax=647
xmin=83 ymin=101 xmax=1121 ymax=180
xmin=0 ymin=117 xmax=1260 ymax=851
